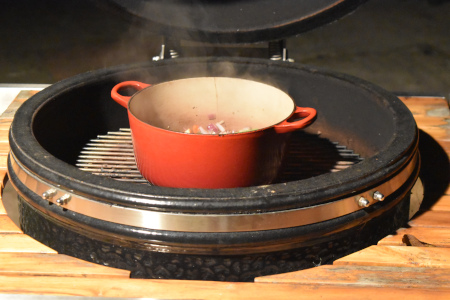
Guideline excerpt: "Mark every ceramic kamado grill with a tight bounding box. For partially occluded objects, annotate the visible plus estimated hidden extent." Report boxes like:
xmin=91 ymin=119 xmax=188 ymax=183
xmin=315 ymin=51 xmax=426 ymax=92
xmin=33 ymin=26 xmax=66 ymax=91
xmin=7 ymin=0 xmax=421 ymax=282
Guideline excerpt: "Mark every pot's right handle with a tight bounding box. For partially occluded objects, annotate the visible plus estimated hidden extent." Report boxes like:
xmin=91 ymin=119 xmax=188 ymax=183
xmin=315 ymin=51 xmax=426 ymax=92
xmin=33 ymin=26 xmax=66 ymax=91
xmin=111 ymin=81 xmax=151 ymax=108
xmin=273 ymin=107 xmax=317 ymax=134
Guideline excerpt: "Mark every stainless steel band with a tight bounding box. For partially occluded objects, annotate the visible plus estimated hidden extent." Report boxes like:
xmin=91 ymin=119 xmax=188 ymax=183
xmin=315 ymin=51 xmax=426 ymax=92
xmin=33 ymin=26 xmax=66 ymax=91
xmin=9 ymin=151 xmax=418 ymax=233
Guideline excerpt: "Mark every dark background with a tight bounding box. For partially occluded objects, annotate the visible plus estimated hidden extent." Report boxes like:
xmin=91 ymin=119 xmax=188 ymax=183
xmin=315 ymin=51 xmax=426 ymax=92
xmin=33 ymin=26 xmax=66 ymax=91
xmin=1 ymin=0 xmax=449 ymax=97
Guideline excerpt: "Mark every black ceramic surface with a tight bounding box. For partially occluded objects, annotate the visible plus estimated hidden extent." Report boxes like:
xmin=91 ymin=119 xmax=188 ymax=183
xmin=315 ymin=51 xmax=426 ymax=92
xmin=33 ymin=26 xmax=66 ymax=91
xmin=100 ymin=0 xmax=368 ymax=43
xmin=17 ymin=190 xmax=411 ymax=281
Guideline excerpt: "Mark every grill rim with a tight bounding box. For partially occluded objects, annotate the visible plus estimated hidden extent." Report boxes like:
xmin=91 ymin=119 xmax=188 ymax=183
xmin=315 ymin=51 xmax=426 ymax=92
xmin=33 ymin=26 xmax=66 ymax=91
xmin=8 ymin=57 xmax=419 ymax=213
xmin=8 ymin=151 xmax=419 ymax=232
xmin=10 ymin=160 xmax=419 ymax=254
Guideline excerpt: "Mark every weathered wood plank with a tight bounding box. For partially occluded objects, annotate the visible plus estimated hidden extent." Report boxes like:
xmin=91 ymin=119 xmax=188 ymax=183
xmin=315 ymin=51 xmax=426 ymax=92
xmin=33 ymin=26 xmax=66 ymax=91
xmin=0 ymin=252 xmax=130 ymax=278
xmin=398 ymin=96 xmax=450 ymax=144
xmin=334 ymin=245 xmax=450 ymax=269
xmin=256 ymin=265 xmax=450 ymax=290
xmin=0 ymin=216 xmax=21 ymax=233
xmin=0 ymin=155 xmax=8 ymax=171
xmin=0 ymin=119 xmax=13 ymax=131
xmin=0 ymin=171 xmax=8 ymax=215
xmin=0 ymin=101 xmax=23 ymax=120
xmin=429 ymin=195 xmax=450 ymax=211
xmin=0 ymin=91 xmax=36 ymax=120
xmin=413 ymin=116 xmax=448 ymax=127
xmin=0 ymin=170 xmax=7 ymax=188
xmin=0 ymin=142 xmax=10 ymax=153
xmin=0 ymin=127 xmax=9 ymax=136
xmin=0 ymin=233 xmax=57 ymax=254
xmin=398 ymin=95 xmax=449 ymax=103
xmin=378 ymin=227 xmax=450 ymax=246
xmin=0 ymin=200 xmax=6 ymax=215
xmin=418 ymin=127 xmax=448 ymax=141
xmin=409 ymin=210 xmax=450 ymax=228
xmin=0 ymin=133 xmax=9 ymax=144
xmin=0 ymin=275 xmax=448 ymax=299
xmin=0 ymin=171 xmax=6 ymax=214
xmin=398 ymin=96 xmax=449 ymax=115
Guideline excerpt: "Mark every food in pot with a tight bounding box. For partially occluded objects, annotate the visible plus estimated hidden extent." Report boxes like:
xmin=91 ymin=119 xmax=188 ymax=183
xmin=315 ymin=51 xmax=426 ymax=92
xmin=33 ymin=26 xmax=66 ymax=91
xmin=183 ymin=115 xmax=252 ymax=134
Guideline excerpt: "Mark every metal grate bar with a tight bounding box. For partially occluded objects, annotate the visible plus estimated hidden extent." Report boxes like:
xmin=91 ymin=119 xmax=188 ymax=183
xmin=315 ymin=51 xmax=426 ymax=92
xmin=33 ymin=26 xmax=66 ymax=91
xmin=76 ymin=129 xmax=146 ymax=183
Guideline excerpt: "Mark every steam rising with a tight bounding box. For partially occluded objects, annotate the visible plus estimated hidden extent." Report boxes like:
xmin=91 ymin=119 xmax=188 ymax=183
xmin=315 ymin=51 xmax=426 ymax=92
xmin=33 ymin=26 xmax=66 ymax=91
xmin=106 ymin=1 xmax=288 ymax=93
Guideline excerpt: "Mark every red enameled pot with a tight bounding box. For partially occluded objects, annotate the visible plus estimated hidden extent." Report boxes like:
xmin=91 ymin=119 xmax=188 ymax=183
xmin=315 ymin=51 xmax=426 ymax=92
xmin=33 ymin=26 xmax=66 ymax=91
xmin=111 ymin=77 xmax=316 ymax=188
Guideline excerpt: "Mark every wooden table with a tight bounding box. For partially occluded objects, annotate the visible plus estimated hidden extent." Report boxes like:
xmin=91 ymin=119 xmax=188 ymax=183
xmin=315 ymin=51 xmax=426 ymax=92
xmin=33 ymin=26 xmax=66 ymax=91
xmin=0 ymin=92 xmax=449 ymax=299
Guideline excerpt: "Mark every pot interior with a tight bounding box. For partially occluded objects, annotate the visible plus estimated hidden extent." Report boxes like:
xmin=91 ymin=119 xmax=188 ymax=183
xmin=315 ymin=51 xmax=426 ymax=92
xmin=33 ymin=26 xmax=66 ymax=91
xmin=129 ymin=77 xmax=295 ymax=134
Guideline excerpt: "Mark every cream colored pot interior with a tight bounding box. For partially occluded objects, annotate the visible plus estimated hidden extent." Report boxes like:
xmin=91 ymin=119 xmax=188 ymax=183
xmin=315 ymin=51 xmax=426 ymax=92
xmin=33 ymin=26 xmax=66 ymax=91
xmin=129 ymin=77 xmax=295 ymax=133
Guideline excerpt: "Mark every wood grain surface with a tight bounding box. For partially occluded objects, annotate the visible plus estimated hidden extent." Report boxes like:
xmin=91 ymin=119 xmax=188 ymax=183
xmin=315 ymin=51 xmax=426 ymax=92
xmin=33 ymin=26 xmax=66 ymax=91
xmin=0 ymin=253 xmax=130 ymax=278
xmin=0 ymin=275 xmax=449 ymax=299
xmin=256 ymin=264 xmax=450 ymax=289
xmin=334 ymin=245 xmax=450 ymax=268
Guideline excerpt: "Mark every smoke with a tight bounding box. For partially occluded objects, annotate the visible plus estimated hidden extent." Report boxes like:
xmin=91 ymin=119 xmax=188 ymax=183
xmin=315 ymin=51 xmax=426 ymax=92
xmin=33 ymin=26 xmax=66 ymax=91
xmin=100 ymin=0 xmax=290 ymax=96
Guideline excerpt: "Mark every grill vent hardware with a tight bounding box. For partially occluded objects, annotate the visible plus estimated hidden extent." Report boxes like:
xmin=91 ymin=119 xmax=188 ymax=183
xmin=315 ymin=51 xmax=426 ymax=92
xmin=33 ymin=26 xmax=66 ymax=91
xmin=76 ymin=128 xmax=363 ymax=184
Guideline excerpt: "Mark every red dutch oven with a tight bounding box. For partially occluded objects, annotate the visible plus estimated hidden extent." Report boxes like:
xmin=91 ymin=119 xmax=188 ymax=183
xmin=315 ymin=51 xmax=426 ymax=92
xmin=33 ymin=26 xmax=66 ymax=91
xmin=111 ymin=77 xmax=316 ymax=188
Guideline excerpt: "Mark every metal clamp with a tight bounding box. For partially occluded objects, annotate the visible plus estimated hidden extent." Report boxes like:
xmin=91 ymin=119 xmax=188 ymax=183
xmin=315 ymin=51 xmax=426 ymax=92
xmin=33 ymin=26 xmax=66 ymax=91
xmin=55 ymin=194 xmax=71 ymax=206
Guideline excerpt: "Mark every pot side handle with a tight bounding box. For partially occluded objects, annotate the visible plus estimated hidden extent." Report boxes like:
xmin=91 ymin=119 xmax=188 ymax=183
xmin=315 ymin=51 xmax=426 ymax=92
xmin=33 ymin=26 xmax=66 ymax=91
xmin=273 ymin=107 xmax=317 ymax=134
xmin=111 ymin=81 xmax=151 ymax=108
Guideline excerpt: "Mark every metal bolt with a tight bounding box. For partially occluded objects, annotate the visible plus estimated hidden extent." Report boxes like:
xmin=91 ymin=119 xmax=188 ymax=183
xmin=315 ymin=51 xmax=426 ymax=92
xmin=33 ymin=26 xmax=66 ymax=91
xmin=373 ymin=191 xmax=385 ymax=201
xmin=55 ymin=194 xmax=71 ymax=206
xmin=270 ymin=54 xmax=282 ymax=61
xmin=358 ymin=197 xmax=370 ymax=207
xmin=169 ymin=49 xmax=179 ymax=59
xmin=42 ymin=189 xmax=57 ymax=200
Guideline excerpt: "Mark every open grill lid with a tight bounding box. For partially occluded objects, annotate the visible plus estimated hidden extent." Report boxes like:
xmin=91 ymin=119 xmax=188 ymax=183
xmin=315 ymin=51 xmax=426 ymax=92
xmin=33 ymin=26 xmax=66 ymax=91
xmin=103 ymin=0 xmax=368 ymax=44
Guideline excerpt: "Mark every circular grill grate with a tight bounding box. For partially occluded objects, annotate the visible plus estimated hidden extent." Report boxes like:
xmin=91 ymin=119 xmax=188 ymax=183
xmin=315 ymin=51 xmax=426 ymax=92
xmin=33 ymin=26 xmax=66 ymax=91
xmin=76 ymin=128 xmax=147 ymax=183
xmin=76 ymin=128 xmax=363 ymax=184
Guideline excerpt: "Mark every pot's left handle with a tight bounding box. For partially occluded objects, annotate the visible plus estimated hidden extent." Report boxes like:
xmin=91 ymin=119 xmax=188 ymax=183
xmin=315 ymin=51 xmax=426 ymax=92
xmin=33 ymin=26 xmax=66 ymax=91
xmin=274 ymin=107 xmax=317 ymax=134
xmin=111 ymin=81 xmax=151 ymax=108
